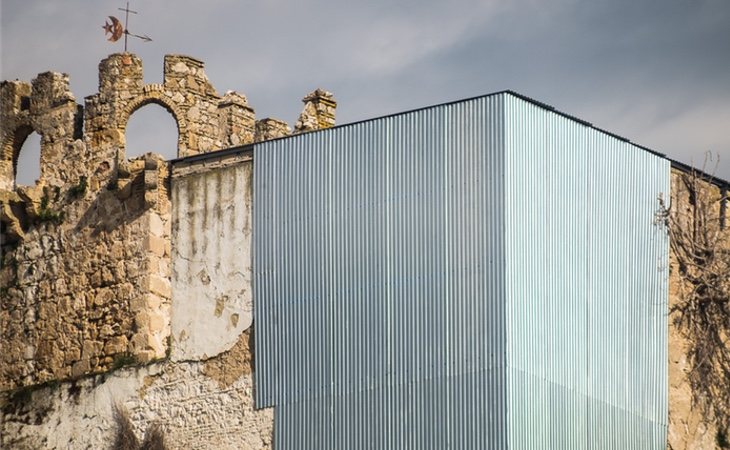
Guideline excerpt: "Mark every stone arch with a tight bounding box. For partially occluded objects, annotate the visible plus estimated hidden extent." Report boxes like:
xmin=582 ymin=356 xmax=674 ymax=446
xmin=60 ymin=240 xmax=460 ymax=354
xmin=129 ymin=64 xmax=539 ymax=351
xmin=119 ymin=88 xmax=188 ymax=159
xmin=0 ymin=122 xmax=40 ymax=190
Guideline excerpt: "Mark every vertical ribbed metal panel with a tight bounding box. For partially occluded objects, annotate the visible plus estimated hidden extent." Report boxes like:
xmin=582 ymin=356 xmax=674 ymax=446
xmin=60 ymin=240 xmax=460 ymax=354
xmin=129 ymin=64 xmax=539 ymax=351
xmin=255 ymin=92 xmax=669 ymax=449
xmin=254 ymin=95 xmax=508 ymax=448
xmin=504 ymin=95 xmax=669 ymax=449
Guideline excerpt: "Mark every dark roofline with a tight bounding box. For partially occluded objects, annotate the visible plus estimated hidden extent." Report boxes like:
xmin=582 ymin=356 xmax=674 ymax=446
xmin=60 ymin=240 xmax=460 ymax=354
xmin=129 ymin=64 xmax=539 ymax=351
xmin=170 ymin=90 xmax=729 ymax=188
xmin=670 ymin=159 xmax=730 ymax=189
xmin=502 ymin=91 xmax=729 ymax=188
xmin=170 ymin=144 xmax=253 ymax=166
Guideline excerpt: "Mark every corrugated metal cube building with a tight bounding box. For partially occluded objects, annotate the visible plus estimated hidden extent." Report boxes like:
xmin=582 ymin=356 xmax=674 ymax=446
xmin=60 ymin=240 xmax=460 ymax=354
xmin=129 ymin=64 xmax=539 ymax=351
xmin=254 ymin=91 xmax=669 ymax=449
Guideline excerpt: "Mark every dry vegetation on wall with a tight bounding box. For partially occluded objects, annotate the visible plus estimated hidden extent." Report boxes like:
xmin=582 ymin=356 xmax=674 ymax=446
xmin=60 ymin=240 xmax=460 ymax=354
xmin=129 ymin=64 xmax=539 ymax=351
xmin=659 ymin=157 xmax=730 ymax=445
xmin=112 ymin=404 xmax=167 ymax=450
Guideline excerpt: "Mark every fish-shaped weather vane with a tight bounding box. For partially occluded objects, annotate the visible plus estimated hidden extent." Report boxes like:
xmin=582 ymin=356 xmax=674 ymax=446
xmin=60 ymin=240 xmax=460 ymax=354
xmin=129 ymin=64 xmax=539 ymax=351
xmin=103 ymin=2 xmax=152 ymax=52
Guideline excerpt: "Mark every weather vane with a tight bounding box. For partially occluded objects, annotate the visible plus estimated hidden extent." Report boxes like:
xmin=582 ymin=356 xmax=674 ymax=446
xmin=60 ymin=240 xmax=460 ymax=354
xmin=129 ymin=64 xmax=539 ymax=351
xmin=102 ymin=2 xmax=152 ymax=52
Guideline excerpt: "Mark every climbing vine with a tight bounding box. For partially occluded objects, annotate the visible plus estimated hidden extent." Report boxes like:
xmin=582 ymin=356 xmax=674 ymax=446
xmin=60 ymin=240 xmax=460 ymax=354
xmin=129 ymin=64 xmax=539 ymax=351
xmin=659 ymin=157 xmax=730 ymax=440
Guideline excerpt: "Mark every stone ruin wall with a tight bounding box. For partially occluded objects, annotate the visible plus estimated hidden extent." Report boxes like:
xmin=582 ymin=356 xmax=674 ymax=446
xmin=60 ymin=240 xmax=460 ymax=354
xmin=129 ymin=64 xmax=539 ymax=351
xmin=0 ymin=61 xmax=175 ymax=390
xmin=0 ymin=53 xmax=336 ymax=449
xmin=0 ymin=154 xmax=171 ymax=389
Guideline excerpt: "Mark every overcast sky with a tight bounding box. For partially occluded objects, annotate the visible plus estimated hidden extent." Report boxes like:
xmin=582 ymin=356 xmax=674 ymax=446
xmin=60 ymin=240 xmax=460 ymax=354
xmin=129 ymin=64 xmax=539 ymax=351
xmin=2 ymin=0 xmax=729 ymax=183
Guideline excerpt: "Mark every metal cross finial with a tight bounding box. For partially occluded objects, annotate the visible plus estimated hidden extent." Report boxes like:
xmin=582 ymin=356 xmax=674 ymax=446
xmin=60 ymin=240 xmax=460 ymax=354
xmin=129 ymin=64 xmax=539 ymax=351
xmin=102 ymin=1 xmax=152 ymax=51
xmin=118 ymin=1 xmax=136 ymax=52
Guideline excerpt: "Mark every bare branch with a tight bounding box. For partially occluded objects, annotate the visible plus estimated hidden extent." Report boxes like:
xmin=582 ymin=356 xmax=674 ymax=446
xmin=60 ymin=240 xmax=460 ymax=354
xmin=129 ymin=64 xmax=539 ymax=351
xmin=661 ymin=159 xmax=730 ymax=433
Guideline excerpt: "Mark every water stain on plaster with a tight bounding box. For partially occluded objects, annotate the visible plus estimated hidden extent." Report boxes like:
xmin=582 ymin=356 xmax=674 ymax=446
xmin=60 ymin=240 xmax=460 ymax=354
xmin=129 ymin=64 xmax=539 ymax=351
xmin=197 ymin=269 xmax=210 ymax=285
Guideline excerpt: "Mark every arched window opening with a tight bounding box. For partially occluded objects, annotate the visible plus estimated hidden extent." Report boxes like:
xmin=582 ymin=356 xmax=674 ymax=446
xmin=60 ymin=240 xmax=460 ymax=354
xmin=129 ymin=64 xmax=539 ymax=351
xmin=125 ymin=103 xmax=179 ymax=161
xmin=15 ymin=131 xmax=42 ymax=186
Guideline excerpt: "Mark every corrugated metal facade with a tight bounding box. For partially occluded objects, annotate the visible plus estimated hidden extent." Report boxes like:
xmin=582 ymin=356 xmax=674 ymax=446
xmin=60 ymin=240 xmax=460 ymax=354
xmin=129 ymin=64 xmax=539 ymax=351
xmin=254 ymin=92 xmax=669 ymax=448
xmin=503 ymin=96 xmax=669 ymax=449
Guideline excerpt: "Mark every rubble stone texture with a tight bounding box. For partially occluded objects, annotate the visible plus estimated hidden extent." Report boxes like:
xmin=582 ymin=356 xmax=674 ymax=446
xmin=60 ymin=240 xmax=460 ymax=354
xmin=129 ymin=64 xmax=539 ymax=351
xmin=0 ymin=152 xmax=171 ymax=389
xmin=1 ymin=53 xmax=336 ymax=449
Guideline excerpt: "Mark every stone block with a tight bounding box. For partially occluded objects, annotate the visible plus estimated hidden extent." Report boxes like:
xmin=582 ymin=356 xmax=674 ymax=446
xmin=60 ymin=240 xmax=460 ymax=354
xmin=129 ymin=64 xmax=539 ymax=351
xmin=64 ymin=348 xmax=81 ymax=364
xmin=103 ymin=336 xmax=128 ymax=355
xmin=149 ymin=274 xmax=171 ymax=298
xmin=38 ymin=302 xmax=58 ymax=320
xmin=99 ymin=324 xmax=115 ymax=338
xmin=135 ymin=310 xmax=150 ymax=328
xmin=145 ymin=293 xmax=162 ymax=310
xmin=134 ymin=349 xmax=156 ymax=364
xmin=71 ymin=359 xmax=90 ymax=378
xmin=130 ymin=333 xmax=147 ymax=352
xmin=147 ymin=334 xmax=165 ymax=357
xmin=130 ymin=295 xmax=146 ymax=311
xmin=82 ymin=340 xmax=103 ymax=359
xmin=148 ymin=310 xmax=167 ymax=333
xmin=117 ymin=282 xmax=134 ymax=300
xmin=110 ymin=241 xmax=125 ymax=260
xmin=149 ymin=212 xmax=165 ymax=237
xmin=145 ymin=235 xmax=167 ymax=257
xmin=157 ymin=258 xmax=171 ymax=278
xmin=93 ymin=288 xmax=114 ymax=306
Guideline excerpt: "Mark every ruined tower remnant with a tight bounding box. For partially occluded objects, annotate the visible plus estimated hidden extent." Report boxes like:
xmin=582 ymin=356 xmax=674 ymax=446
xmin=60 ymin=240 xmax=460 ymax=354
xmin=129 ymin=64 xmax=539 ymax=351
xmin=0 ymin=52 xmax=336 ymax=391
xmin=1 ymin=52 xmax=338 ymax=449
xmin=0 ymin=73 xmax=81 ymax=192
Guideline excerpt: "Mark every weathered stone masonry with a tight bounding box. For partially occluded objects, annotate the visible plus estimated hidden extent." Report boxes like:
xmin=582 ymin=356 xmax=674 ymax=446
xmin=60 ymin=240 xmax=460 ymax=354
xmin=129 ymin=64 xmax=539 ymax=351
xmin=1 ymin=53 xmax=336 ymax=449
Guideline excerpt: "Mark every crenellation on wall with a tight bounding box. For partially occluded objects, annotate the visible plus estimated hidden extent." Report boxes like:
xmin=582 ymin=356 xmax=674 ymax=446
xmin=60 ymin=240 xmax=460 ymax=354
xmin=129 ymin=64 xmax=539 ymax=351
xmin=97 ymin=53 xmax=144 ymax=96
xmin=29 ymin=72 xmax=76 ymax=112
xmin=218 ymin=91 xmax=256 ymax=147
xmin=163 ymin=54 xmax=217 ymax=96
xmin=255 ymin=117 xmax=291 ymax=142
xmin=294 ymin=88 xmax=337 ymax=132
xmin=1 ymin=73 xmax=83 ymax=190
xmin=0 ymin=80 xmax=32 ymax=112
xmin=86 ymin=52 xmax=235 ymax=173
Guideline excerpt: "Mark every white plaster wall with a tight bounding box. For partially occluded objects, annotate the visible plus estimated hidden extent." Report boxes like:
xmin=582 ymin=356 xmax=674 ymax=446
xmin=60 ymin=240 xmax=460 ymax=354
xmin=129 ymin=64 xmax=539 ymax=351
xmin=0 ymin=360 xmax=273 ymax=450
xmin=170 ymin=161 xmax=254 ymax=360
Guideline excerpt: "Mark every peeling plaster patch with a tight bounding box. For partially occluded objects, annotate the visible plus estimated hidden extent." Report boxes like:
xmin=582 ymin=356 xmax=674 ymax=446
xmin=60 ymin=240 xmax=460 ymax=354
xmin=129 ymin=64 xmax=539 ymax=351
xmin=202 ymin=328 xmax=253 ymax=389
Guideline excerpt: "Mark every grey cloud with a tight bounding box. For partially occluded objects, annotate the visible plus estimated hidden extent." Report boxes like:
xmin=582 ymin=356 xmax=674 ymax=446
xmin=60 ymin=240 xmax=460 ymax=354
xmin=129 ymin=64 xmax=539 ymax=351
xmin=2 ymin=0 xmax=729 ymax=180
